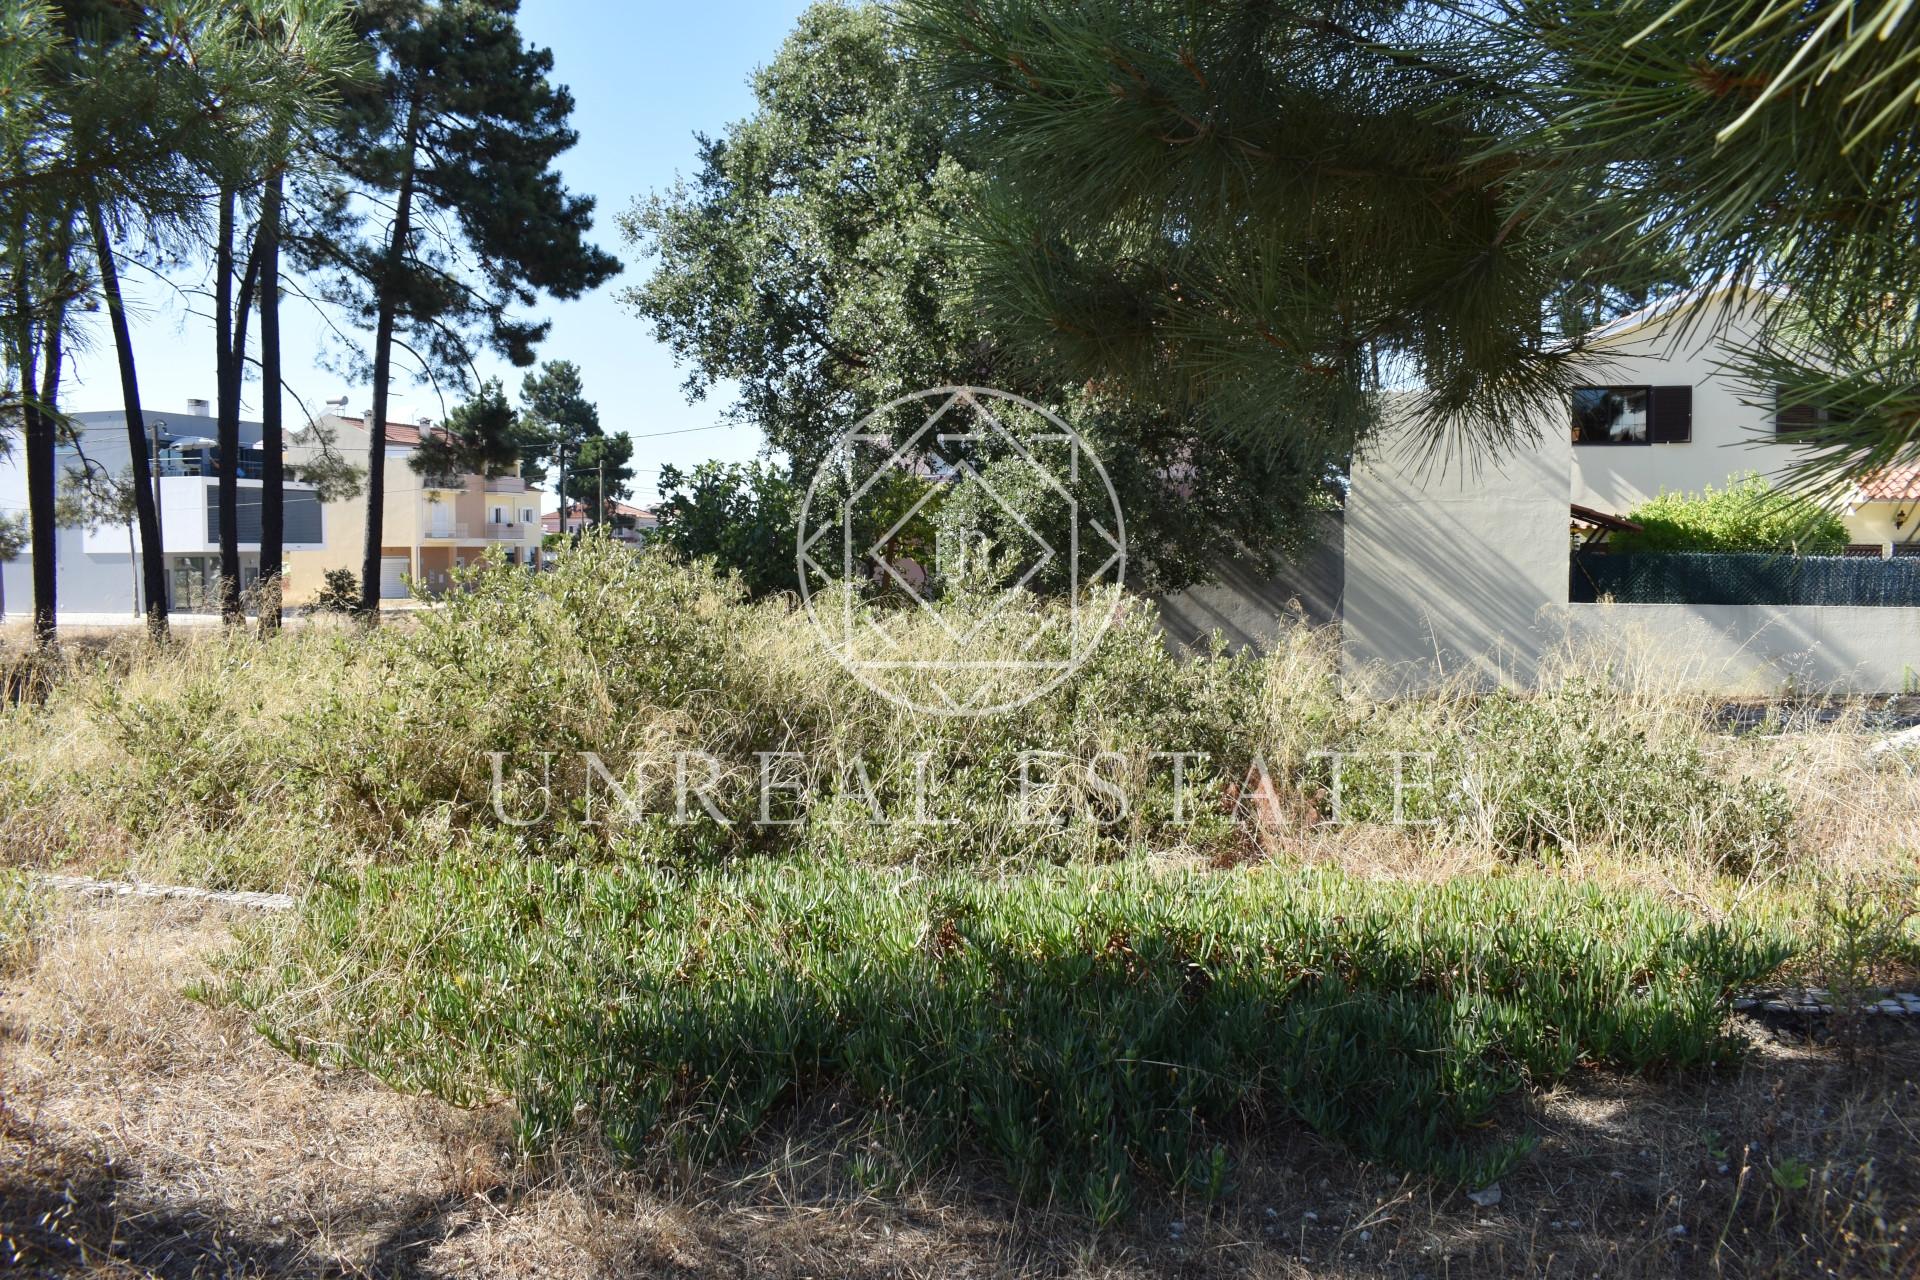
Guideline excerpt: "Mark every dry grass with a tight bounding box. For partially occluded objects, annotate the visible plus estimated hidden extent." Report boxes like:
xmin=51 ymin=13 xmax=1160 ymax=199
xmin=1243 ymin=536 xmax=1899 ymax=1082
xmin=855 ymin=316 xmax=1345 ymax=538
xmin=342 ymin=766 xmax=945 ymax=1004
xmin=4 ymin=896 xmax=1916 ymax=1279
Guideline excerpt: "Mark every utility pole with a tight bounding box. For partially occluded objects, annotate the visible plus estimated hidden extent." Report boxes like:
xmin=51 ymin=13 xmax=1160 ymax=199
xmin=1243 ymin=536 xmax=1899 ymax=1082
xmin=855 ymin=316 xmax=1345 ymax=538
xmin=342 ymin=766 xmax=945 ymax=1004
xmin=597 ymin=459 xmax=605 ymax=527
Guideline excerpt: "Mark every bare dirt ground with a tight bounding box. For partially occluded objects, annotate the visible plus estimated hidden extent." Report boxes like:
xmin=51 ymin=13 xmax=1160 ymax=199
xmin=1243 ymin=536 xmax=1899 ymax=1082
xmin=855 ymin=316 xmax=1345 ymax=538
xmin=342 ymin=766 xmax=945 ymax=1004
xmin=4 ymin=896 xmax=1917 ymax=1279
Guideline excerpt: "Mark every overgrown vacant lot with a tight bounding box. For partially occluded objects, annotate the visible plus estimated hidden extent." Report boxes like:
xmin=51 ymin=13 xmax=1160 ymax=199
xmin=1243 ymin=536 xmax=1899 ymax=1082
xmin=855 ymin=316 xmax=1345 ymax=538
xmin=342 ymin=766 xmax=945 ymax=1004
xmin=3 ymin=540 xmax=1918 ymax=1277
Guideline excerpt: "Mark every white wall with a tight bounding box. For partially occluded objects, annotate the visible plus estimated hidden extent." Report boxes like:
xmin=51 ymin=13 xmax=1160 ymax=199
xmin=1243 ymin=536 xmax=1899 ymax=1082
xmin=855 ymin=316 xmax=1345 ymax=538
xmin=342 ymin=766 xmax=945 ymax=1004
xmin=1342 ymin=421 xmax=1570 ymax=688
xmin=1340 ymin=295 xmax=1920 ymax=693
xmin=1550 ymin=603 xmax=1920 ymax=694
xmin=1568 ymin=292 xmax=1793 ymax=517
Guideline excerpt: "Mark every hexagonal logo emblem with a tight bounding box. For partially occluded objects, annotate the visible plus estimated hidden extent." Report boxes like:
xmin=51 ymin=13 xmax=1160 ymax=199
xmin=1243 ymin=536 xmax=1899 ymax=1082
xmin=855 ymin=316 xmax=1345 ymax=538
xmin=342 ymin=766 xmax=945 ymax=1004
xmin=797 ymin=387 xmax=1126 ymax=716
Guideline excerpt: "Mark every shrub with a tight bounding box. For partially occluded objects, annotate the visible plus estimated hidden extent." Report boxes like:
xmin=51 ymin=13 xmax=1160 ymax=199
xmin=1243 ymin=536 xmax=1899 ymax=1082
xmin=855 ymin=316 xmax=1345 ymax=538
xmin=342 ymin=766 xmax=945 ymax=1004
xmin=5 ymin=537 xmax=1808 ymax=888
xmin=306 ymin=567 xmax=366 ymax=615
xmin=1323 ymin=679 xmax=1797 ymax=869
xmin=0 ymin=867 xmax=45 ymax=976
xmin=228 ymin=857 xmax=1790 ymax=1222
xmin=1610 ymin=473 xmax=1850 ymax=555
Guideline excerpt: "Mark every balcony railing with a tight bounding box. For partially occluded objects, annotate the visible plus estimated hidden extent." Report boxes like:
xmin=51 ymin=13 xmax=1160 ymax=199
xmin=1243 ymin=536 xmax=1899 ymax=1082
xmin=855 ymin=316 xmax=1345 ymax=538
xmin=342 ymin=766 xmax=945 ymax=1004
xmin=485 ymin=522 xmax=525 ymax=540
xmin=422 ymin=523 xmax=471 ymax=539
xmin=155 ymin=446 xmax=268 ymax=480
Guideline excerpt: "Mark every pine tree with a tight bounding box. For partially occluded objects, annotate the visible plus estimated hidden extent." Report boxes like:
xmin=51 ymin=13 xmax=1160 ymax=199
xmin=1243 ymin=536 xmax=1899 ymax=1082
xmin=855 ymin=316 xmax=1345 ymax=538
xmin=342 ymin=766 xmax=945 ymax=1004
xmin=902 ymin=0 xmax=1920 ymax=482
xmin=410 ymin=379 xmax=525 ymax=483
xmin=897 ymin=0 xmax=1596 ymax=466
xmin=296 ymin=0 xmax=620 ymax=617
xmin=1517 ymin=0 xmax=1920 ymax=485
xmin=514 ymin=358 xmax=601 ymax=523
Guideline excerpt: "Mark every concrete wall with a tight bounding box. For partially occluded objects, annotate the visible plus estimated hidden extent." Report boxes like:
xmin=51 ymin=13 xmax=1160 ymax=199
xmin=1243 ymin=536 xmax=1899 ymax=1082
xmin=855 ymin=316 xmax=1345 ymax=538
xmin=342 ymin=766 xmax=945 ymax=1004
xmin=1549 ymin=603 xmax=1920 ymax=694
xmin=1342 ymin=424 xmax=1571 ymax=689
xmin=1156 ymin=514 xmax=1344 ymax=652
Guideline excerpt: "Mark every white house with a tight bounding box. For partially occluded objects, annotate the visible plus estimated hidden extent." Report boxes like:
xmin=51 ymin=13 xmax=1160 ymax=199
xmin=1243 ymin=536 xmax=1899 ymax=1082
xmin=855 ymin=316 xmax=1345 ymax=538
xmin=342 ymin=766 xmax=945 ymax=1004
xmin=0 ymin=403 xmax=326 ymax=618
xmin=1566 ymin=287 xmax=1918 ymax=552
xmin=1341 ymin=286 xmax=1920 ymax=693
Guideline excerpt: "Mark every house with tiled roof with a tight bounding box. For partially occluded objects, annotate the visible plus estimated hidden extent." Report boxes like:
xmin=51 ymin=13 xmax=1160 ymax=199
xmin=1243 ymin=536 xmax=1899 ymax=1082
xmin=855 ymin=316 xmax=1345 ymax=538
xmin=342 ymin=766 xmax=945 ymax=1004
xmin=1846 ymin=465 xmax=1920 ymax=552
xmin=282 ymin=411 xmax=549 ymax=601
xmin=541 ymin=500 xmax=657 ymax=546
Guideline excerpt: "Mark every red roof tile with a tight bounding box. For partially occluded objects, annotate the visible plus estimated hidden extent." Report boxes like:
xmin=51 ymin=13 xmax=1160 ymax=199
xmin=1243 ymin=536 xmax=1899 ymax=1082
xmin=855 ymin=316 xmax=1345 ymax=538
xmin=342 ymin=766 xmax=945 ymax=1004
xmin=1854 ymin=465 xmax=1920 ymax=503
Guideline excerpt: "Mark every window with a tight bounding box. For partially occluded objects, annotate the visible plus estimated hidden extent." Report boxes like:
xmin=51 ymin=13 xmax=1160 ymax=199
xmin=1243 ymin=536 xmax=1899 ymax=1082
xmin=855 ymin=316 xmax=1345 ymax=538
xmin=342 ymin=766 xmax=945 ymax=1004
xmin=491 ymin=505 xmax=507 ymax=525
xmin=1774 ymin=385 xmax=1837 ymax=435
xmin=521 ymin=507 xmax=535 ymax=525
xmin=1571 ymin=384 xmax=1691 ymax=445
xmin=1571 ymin=386 xmax=1649 ymax=444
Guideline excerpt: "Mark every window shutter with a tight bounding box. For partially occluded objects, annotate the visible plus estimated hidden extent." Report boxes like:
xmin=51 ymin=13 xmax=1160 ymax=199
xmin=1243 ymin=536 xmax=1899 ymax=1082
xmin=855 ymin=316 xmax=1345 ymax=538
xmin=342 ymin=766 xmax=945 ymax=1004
xmin=1649 ymin=385 xmax=1692 ymax=443
xmin=1774 ymin=385 xmax=1822 ymax=435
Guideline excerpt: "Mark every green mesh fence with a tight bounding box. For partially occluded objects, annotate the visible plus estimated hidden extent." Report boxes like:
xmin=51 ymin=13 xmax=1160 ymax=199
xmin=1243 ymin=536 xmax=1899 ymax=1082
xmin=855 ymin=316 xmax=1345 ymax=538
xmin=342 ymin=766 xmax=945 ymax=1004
xmin=1572 ymin=550 xmax=1920 ymax=607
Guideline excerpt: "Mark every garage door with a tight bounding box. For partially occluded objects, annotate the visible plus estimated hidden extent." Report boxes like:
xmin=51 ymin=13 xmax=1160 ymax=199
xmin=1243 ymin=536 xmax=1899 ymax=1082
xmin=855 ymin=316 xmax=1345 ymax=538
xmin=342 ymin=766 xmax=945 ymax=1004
xmin=379 ymin=556 xmax=411 ymax=600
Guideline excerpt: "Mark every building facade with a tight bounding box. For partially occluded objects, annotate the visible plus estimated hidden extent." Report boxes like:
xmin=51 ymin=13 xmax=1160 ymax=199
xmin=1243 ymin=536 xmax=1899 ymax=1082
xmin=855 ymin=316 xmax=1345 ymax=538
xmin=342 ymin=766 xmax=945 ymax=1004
xmin=1342 ymin=287 xmax=1920 ymax=693
xmin=1566 ymin=287 xmax=1920 ymax=553
xmin=284 ymin=416 xmax=552 ymax=606
xmin=283 ymin=413 xmax=547 ymax=601
xmin=539 ymin=500 xmax=657 ymax=546
xmin=0 ymin=405 xmax=325 ymax=618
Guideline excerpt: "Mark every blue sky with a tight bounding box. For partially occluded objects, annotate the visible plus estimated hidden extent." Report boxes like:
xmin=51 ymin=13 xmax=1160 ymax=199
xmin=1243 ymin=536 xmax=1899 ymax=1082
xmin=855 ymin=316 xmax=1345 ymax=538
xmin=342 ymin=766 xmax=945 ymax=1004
xmin=67 ymin=0 xmax=819 ymax=506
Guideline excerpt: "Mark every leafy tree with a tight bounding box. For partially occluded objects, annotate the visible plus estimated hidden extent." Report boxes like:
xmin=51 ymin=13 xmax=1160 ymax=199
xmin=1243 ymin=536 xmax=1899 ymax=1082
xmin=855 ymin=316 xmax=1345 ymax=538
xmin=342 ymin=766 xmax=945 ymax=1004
xmin=624 ymin=2 xmax=1319 ymax=593
xmin=624 ymin=4 xmax=972 ymax=470
xmin=654 ymin=460 xmax=802 ymax=598
xmin=297 ymin=0 xmax=621 ymax=616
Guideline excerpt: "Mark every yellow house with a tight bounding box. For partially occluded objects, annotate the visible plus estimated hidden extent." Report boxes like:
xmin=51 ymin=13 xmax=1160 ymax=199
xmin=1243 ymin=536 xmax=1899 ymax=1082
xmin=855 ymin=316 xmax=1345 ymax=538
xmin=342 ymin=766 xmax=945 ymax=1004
xmin=1844 ymin=466 xmax=1920 ymax=555
xmin=284 ymin=413 xmax=547 ymax=604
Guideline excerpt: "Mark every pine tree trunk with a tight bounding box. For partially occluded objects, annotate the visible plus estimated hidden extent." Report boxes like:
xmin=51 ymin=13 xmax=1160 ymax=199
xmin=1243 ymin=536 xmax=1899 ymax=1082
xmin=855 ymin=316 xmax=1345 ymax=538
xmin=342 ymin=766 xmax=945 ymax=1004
xmin=213 ymin=186 xmax=243 ymax=624
xmin=86 ymin=199 xmax=169 ymax=642
xmin=23 ymin=214 xmax=73 ymax=649
xmin=15 ymin=315 xmax=54 ymax=649
xmin=257 ymin=169 xmax=285 ymax=636
xmin=359 ymin=94 xmax=422 ymax=618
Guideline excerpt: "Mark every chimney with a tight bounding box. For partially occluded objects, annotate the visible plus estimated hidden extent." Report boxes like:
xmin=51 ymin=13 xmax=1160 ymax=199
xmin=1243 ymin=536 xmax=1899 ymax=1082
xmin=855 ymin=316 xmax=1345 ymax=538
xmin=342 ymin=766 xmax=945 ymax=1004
xmin=186 ymin=398 xmax=211 ymax=416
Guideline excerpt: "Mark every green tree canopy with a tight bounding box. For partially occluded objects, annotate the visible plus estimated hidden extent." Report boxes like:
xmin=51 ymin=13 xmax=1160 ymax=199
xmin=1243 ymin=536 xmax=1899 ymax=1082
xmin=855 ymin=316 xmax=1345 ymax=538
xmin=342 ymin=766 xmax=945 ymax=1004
xmin=623 ymin=2 xmax=1335 ymax=594
xmin=901 ymin=0 xmax=1920 ymax=486
xmin=653 ymin=460 xmax=802 ymax=598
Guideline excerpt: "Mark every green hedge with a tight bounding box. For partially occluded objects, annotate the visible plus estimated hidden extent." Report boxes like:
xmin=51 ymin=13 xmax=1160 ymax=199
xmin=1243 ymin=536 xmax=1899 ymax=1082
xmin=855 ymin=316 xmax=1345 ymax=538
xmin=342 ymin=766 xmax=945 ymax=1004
xmin=1609 ymin=474 xmax=1850 ymax=555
